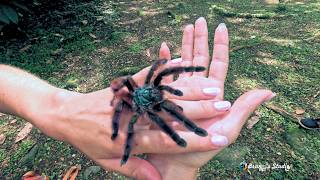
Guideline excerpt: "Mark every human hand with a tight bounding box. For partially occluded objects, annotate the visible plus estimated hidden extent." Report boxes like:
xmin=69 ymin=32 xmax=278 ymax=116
xmin=147 ymin=17 xmax=275 ymax=179
xmin=29 ymin=70 xmax=229 ymax=179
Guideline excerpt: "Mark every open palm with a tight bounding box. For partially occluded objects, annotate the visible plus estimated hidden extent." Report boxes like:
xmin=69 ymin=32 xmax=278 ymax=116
xmin=147 ymin=18 xmax=275 ymax=178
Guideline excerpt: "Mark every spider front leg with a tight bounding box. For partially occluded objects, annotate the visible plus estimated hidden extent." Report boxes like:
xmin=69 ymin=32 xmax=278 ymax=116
xmin=121 ymin=114 xmax=138 ymax=166
xmin=147 ymin=111 xmax=187 ymax=147
xmin=158 ymin=85 xmax=183 ymax=96
xmin=144 ymin=59 xmax=168 ymax=85
xmin=160 ymin=100 xmax=208 ymax=137
xmin=111 ymin=100 xmax=132 ymax=140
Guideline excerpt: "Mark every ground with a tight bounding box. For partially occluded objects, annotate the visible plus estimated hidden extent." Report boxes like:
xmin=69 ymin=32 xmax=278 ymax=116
xmin=0 ymin=0 xmax=319 ymax=179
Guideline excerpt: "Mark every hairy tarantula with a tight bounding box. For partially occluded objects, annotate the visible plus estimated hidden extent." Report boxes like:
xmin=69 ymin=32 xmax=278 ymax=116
xmin=110 ymin=59 xmax=208 ymax=165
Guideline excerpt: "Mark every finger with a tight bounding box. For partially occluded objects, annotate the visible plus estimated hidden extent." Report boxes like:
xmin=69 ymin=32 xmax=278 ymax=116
xmin=227 ymin=90 xmax=275 ymax=127
xmin=172 ymin=99 xmax=231 ymax=120
xmin=164 ymin=86 xmax=221 ymax=100
xmin=134 ymin=130 xmax=227 ymax=154
xmin=192 ymin=17 xmax=209 ymax=76
xmin=209 ymin=23 xmax=229 ymax=99
xmin=179 ymin=24 xmax=194 ymax=78
xmin=97 ymin=157 xmax=161 ymax=180
xmin=216 ymin=90 xmax=275 ymax=141
xmin=159 ymin=42 xmax=174 ymax=84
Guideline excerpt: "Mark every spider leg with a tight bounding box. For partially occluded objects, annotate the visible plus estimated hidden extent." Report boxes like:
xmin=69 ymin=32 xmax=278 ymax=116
xmin=111 ymin=100 xmax=125 ymax=140
xmin=121 ymin=114 xmax=138 ymax=166
xmin=153 ymin=66 xmax=205 ymax=86
xmin=147 ymin=110 xmax=187 ymax=147
xmin=144 ymin=59 xmax=168 ymax=85
xmin=158 ymin=85 xmax=183 ymax=96
xmin=160 ymin=100 xmax=208 ymax=137
xmin=111 ymin=76 xmax=138 ymax=94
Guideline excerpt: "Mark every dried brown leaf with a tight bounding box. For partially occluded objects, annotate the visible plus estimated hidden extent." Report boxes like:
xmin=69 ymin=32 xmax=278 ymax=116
xmin=15 ymin=122 xmax=33 ymax=143
xmin=89 ymin=33 xmax=97 ymax=39
xmin=22 ymin=171 xmax=49 ymax=180
xmin=0 ymin=134 xmax=5 ymax=144
xmin=146 ymin=49 xmax=151 ymax=57
xmin=246 ymin=115 xmax=260 ymax=129
xmin=63 ymin=165 xmax=81 ymax=180
xmin=295 ymin=108 xmax=305 ymax=115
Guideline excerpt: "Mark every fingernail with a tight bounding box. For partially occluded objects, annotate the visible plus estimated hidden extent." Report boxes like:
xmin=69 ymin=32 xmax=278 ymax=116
xmin=264 ymin=93 xmax=276 ymax=102
xmin=196 ymin=17 xmax=206 ymax=24
xmin=161 ymin=42 xmax=167 ymax=47
xmin=217 ymin=23 xmax=226 ymax=32
xmin=211 ymin=135 xmax=228 ymax=146
xmin=203 ymin=88 xmax=220 ymax=96
xmin=214 ymin=101 xmax=231 ymax=111
xmin=170 ymin=58 xmax=182 ymax=64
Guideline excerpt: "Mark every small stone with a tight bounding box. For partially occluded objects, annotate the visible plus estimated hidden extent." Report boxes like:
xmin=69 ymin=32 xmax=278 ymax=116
xmin=81 ymin=20 xmax=88 ymax=25
xmin=266 ymin=128 xmax=271 ymax=131
xmin=72 ymin=154 xmax=76 ymax=157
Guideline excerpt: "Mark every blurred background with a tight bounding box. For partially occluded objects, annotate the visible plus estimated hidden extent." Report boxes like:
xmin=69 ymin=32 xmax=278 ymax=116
xmin=0 ymin=0 xmax=319 ymax=179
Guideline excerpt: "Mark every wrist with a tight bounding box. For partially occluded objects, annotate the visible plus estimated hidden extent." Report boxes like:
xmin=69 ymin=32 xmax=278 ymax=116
xmin=25 ymin=88 xmax=77 ymax=141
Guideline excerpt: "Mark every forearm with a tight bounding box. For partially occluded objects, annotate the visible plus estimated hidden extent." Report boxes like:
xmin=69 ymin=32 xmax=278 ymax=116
xmin=0 ymin=64 xmax=62 ymax=122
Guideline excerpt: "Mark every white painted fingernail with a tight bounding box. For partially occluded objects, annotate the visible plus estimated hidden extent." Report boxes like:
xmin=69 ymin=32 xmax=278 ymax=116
xmin=217 ymin=23 xmax=227 ymax=32
xmin=264 ymin=92 xmax=276 ymax=102
xmin=170 ymin=58 xmax=182 ymax=64
xmin=203 ymin=88 xmax=220 ymax=96
xmin=214 ymin=101 xmax=231 ymax=111
xmin=211 ymin=135 xmax=228 ymax=146
xmin=161 ymin=42 xmax=167 ymax=47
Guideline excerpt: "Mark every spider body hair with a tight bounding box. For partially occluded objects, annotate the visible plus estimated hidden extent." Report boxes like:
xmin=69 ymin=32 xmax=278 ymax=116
xmin=110 ymin=59 xmax=208 ymax=165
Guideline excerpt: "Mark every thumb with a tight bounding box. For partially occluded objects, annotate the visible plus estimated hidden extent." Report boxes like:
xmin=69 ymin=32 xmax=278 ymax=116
xmin=97 ymin=157 xmax=161 ymax=180
xmin=220 ymin=89 xmax=276 ymax=141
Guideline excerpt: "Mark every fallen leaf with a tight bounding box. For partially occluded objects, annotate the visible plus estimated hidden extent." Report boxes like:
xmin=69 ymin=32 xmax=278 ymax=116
xmin=246 ymin=116 xmax=260 ymax=129
xmin=146 ymin=49 xmax=151 ymax=57
xmin=15 ymin=122 xmax=33 ymax=143
xmin=295 ymin=108 xmax=305 ymax=115
xmin=10 ymin=119 xmax=17 ymax=124
xmin=89 ymin=33 xmax=97 ymax=39
xmin=63 ymin=165 xmax=81 ymax=180
xmin=246 ymin=110 xmax=261 ymax=129
xmin=22 ymin=171 xmax=49 ymax=180
xmin=0 ymin=134 xmax=5 ymax=144
xmin=81 ymin=20 xmax=88 ymax=25
xmin=19 ymin=45 xmax=32 ymax=52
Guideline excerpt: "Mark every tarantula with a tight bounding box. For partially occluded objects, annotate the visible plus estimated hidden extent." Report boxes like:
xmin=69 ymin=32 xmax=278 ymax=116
xmin=110 ymin=59 xmax=208 ymax=165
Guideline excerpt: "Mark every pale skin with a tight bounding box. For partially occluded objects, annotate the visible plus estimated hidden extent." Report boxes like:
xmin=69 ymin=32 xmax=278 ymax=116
xmin=147 ymin=17 xmax=276 ymax=179
xmin=0 ymin=17 xmax=275 ymax=179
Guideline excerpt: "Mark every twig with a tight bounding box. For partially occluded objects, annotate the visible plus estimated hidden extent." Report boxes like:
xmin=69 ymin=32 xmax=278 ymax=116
xmin=230 ymin=42 xmax=264 ymax=52
xmin=263 ymin=104 xmax=300 ymax=123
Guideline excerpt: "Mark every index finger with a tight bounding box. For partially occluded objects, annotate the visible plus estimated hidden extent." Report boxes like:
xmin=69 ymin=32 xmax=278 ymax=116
xmin=209 ymin=23 xmax=229 ymax=98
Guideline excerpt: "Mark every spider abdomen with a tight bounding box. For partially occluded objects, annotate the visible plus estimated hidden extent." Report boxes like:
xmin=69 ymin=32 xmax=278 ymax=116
xmin=132 ymin=86 xmax=163 ymax=108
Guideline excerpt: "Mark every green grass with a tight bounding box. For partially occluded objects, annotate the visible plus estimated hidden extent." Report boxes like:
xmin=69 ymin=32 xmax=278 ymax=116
xmin=0 ymin=0 xmax=319 ymax=179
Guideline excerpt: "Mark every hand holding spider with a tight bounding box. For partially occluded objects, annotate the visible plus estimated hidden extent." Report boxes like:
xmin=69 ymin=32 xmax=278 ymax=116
xmin=146 ymin=17 xmax=276 ymax=179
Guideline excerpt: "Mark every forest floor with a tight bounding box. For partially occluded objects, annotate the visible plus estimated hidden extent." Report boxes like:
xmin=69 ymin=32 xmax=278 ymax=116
xmin=0 ymin=0 xmax=319 ymax=179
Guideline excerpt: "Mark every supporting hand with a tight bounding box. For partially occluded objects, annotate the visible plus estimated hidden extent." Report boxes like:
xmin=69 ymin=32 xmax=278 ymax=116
xmin=147 ymin=17 xmax=275 ymax=180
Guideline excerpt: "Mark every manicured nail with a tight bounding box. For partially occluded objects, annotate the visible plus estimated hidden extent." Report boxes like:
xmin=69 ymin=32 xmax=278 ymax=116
xmin=211 ymin=135 xmax=228 ymax=146
xmin=161 ymin=42 xmax=167 ymax=47
xmin=170 ymin=58 xmax=182 ymax=64
xmin=217 ymin=23 xmax=226 ymax=32
xmin=203 ymin=88 xmax=220 ymax=96
xmin=214 ymin=101 xmax=231 ymax=111
xmin=264 ymin=93 xmax=276 ymax=102
xmin=196 ymin=17 xmax=206 ymax=24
